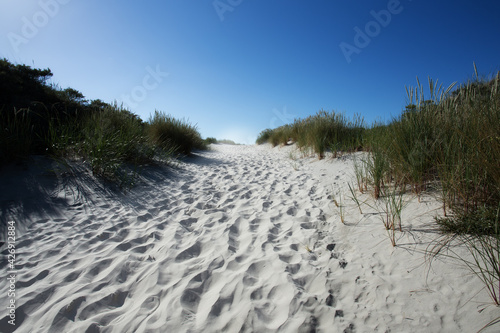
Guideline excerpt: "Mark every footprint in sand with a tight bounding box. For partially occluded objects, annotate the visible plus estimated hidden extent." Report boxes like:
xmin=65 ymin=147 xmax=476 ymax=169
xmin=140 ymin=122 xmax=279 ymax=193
xmin=180 ymin=217 xmax=198 ymax=230
xmin=175 ymin=242 xmax=202 ymax=262
xmin=51 ymin=296 xmax=86 ymax=327
xmin=17 ymin=269 xmax=49 ymax=288
xmin=85 ymin=259 xmax=113 ymax=278
xmin=181 ymin=289 xmax=202 ymax=313
xmin=79 ymin=290 xmax=129 ymax=321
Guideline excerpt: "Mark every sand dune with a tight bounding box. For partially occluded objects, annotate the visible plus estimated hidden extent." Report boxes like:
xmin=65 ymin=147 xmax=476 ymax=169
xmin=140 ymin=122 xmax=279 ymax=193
xmin=0 ymin=144 xmax=498 ymax=332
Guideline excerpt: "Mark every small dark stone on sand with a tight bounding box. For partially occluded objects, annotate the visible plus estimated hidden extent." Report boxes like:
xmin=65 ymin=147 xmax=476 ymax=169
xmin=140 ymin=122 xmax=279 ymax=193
xmin=326 ymin=243 xmax=336 ymax=251
xmin=298 ymin=315 xmax=319 ymax=333
xmin=325 ymin=294 xmax=335 ymax=307
xmin=343 ymin=323 xmax=355 ymax=333
xmin=335 ymin=310 xmax=344 ymax=318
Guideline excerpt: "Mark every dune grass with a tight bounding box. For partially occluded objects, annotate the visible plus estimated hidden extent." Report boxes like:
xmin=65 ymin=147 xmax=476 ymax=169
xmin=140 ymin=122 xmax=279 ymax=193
xmin=256 ymin=110 xmax=365 ymax=159
xmin=393 ymin=72 xmax=498 ymax=232
xmin=347 ymin=182 xmax=363 ymax=214
xmin=205 ymin=137 xmax=218 ymax=144
xmin=366 ymin=70 xmax=500 ymax=304
xmin=206 ymin=138 xmax=239 ymax=145
xmin=259 ymin=70 xmax=498 ymax=228
xmin=147 ymin=110 xmax=206 ymax=156
xmin=0 ymin=59 xmax=207 ymax=187
xmin=258 ymin=70 xmax=499 ymax=239
xmin=256 ymin=129 xmax=274 ymax=145
xmin=0 ymin=107 xmax=34 ymax=162
xmin=77 ymin=107 xmax=156 ymax=185
xmin=259 ymin=66 xmax=500 ymax=305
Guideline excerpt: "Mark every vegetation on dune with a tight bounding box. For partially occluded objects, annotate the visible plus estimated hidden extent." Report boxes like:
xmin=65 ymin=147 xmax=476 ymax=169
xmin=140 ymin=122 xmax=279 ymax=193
xmin=258 ymin=69 xmax=499 ymax=239
xmin=378 ymin=72 xmax=499 ymax=235
xmin=216 ymin=139 xmax=238 ymax=145
xmin=2 ymin=57 xmax=500 ymax=325
xmin=256 ymin=110 xmax=365 ymax=159
xmin=147 ymin=111 xmax=206 ymax=156
xmin=0 ymin=58 xmax=206 ymax=186
xmin=203 ymin=138 xmax=239 ymax=145
xmin=204 ymin=137 xmax=218 ymax=144
xmin=258 ymin=65 xmax=500 ymax=309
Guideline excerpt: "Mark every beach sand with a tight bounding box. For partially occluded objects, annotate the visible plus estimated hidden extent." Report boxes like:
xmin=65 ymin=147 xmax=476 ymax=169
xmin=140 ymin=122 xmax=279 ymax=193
xmin=0 ymin=143 xmax=498 ymax=332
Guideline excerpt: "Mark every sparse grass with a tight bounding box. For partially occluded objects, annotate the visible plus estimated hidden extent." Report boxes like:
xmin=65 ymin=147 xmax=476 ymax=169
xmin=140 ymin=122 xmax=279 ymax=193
xmin=348 ymin=182 xmax=363 ymax=214
xmin=365 ymin=184 xmax=405 ymax=247
xmin=331 ymin=189 xmax=345 ymax=224
xmin=465 ymin=230 xmax=500 ymax=306
xmin=353 ymin=154 xmax=369 ymax=193
xmin=288 ymin=151 xmax=300 ymax=170
xmin=432 ymin=205 xmax=500 ymax=306
xmin=339 ymin=191 xmax=345 ymax=224
xmin=365 ymin=146 xmax=388 ymax=200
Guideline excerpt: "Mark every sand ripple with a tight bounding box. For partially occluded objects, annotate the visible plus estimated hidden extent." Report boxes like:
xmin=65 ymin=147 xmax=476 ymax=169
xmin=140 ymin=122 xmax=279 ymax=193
xmin=0 ymin=144 xmax=496 ymax=332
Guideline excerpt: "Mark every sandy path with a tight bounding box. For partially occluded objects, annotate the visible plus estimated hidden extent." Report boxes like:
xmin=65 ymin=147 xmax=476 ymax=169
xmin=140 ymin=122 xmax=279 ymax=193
xmin=0 ymin=144 xmax=498 ymax=332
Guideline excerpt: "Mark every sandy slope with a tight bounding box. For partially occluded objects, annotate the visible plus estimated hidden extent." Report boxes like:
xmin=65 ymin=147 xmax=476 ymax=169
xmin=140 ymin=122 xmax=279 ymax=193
xmin=0 ymin=144 xmax=498 ymax=332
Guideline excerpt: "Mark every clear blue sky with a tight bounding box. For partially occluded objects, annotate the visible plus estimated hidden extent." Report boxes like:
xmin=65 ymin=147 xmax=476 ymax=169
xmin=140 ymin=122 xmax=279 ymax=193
xmin=1 ymin=0 xmax=499 ymax=144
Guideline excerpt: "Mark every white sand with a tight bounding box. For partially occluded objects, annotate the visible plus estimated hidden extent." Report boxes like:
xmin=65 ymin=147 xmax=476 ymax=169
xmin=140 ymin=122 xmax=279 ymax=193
xmin=0 ymin=143 xmax=498 ymax=332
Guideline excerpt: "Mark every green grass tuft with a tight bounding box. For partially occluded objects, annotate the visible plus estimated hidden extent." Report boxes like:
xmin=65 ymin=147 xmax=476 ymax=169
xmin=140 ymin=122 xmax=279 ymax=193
xmin=147 ymin=110 xmax=206 ymax=156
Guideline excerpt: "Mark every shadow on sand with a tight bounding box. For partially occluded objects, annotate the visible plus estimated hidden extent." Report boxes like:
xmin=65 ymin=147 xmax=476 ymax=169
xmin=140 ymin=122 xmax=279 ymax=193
xmin=0 ymin=150 xmax=225 ymax=243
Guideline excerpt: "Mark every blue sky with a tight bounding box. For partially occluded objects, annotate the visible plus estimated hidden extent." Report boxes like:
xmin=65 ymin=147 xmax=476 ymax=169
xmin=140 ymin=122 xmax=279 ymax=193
xmin=1 ymin=0 xmax=499 ymax=144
